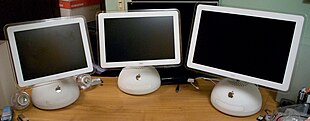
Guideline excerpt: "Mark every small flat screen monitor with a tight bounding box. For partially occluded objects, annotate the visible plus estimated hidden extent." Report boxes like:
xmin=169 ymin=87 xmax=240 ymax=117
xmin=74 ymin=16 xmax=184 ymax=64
xmin=186 ymin=5 xmax=304 ymax=116
xmin=6 ymin=17 xmax=93 ymax=87
xmin=98 ymin=10 xmax=181 ymax=95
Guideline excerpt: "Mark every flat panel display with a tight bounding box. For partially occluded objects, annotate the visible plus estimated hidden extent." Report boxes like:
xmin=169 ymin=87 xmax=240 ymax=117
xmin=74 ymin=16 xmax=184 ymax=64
xmin=6 ymin=17 xmax=93 ymax=87
xmin=98 ymin=11 xmax=181 ymax=68
xmin=187 ymin=5 xmax=304 ymax=91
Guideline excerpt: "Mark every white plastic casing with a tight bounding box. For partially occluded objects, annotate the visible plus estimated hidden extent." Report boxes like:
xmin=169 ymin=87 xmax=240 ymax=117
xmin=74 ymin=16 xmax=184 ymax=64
xmin=0 ymin=41 xmax=18 ymax=108
xmin=118 ymin=67 xmax=161 ymax=95
xmin=31 ymin=77 xmax=80 ymax=110
xmin=211 ymin=79 xmax=262 ymax=116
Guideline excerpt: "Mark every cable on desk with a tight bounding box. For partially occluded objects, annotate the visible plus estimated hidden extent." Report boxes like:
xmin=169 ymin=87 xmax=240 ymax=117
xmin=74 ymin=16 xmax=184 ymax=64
xmin=175 ymin=84 xmax=180 ymax=93
xmin=185 ymin=77 xmax=221 ymax=90
xmin=187 ymin=78 xmax=200 ymax=90
xmin=195 ymin=77 xmax=221 ymax=85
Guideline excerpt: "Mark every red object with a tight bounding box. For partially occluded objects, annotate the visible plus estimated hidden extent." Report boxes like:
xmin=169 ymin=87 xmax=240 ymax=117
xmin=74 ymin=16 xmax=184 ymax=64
xmin=306 ymin=87 xmax=310 ymax=93
xmin=59 ymin=0 xmax=100 ymax=9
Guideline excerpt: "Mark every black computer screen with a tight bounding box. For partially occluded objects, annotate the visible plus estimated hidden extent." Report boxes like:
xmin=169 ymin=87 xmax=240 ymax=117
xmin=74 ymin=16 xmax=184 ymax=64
xmin=104 ymin=16 xmax=175 ymax=62
xmin=193 ymin=10 xmax=296 ymax=84
xmin=14 ymin=23 xmax=87 ymax=80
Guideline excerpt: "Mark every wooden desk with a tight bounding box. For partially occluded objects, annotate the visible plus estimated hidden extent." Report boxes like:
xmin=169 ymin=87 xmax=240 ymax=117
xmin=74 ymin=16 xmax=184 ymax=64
xmin=12 ymin=77 xmax=277 ymax=121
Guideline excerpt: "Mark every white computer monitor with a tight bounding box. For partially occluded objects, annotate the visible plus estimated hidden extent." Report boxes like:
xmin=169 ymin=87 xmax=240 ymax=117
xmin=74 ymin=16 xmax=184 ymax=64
xmin=98 ymin=10 xmax=181 ymax=95
xmin=186 ymin=5 xmax=304 ymax=116
xmin=6 ymin=17 xmax=93 ymax=109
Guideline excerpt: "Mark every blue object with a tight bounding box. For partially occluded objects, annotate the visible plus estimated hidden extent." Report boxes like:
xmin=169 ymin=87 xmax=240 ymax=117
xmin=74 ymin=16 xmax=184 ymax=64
xmin=1 ymin=106 xmax=13 ymax=121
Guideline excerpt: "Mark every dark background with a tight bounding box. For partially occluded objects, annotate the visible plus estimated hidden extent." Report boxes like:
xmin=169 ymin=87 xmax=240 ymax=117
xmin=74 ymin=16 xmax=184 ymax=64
xmin=0 ymin=0 xmax=60 ymax=40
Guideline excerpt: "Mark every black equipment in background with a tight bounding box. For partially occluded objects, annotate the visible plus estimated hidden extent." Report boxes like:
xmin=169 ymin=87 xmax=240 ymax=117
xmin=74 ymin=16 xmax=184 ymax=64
xmin=0 ymin=0 xmax=60 ymax=40
xmin=127 ymin=1 xmax=219 ymax=83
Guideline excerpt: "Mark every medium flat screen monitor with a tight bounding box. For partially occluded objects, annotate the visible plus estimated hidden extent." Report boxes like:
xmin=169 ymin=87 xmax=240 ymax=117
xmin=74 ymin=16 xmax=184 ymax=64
xmin=98 ymin=11 xmax=181 ymax=68
xmin=98 ymin=10 xmax=181 ymax=95
xmin=6 ymin=17 xmax=93 ymax=87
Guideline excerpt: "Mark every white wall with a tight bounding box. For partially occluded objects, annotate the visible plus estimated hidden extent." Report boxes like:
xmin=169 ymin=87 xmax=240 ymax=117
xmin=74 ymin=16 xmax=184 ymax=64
xmin=105 ymin=0 xmax=131 ymax=12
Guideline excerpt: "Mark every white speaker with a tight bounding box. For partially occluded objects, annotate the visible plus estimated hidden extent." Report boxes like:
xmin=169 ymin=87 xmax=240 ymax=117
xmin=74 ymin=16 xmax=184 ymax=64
xmin=0 ymin=41 xmax=18 ymax=109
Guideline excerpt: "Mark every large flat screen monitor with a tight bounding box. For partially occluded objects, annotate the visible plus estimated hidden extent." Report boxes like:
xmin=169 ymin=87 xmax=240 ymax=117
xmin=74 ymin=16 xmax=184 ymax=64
xmin=98 ymin=10 xmax=181 ymax=95
xmin=6 ymin=17 xmax=93 ymax=109
xmin=186 ymin=5 xmax=304 ymax=116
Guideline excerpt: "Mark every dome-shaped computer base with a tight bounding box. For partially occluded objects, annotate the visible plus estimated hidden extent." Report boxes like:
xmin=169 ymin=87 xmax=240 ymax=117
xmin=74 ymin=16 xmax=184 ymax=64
xmin=118 ymin=66 xmax=161 ymax=95
xmin=210 ymin=79 xmax=262 ymax=116
xmin=31 ymin=77 xmax=80 ymax=110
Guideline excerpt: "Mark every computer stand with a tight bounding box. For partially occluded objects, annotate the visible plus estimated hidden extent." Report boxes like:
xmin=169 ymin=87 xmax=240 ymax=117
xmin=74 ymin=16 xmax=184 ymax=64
xmin=210 ymin=79 xmax=262 ymax=116
xmin=31 ymin=77 xmax=80 ymax=110
xmin=118 ymin=66 xmax=161 ymax=95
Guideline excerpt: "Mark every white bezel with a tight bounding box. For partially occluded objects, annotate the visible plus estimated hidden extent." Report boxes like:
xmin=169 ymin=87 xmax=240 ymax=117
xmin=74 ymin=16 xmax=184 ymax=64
xmin=187 ymin=5 xmax=304 ymax=91
xmin=6 ymin=17 xmax=93 ymax=87
xmin=98 ymin=11 xmax=181 ymax=68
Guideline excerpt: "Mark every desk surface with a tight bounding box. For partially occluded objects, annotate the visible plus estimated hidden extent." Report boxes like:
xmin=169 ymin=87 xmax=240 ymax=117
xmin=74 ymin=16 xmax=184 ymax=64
xmin=12 ymin=77 xmax=277 ymax=121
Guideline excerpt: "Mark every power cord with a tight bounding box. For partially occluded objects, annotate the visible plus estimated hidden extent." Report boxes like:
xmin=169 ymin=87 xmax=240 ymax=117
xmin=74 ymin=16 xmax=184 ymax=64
xmin=187 ymin=78 xmax=200 ymax=90
xmin=186 ymin=77 xmax=221 ymax=90
xmin=195 ymin=77 xmax=220 ymax=85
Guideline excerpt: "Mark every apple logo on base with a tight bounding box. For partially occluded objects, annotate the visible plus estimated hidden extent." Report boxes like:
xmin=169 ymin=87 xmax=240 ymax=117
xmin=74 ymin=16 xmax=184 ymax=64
xmin=228 ymin=91 xmax=234 ymax=98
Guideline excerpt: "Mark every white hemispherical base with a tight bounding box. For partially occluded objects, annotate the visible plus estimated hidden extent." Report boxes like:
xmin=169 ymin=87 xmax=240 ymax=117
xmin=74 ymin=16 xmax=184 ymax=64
xmin=31 ymin=77 xmax=80 ymax=110
xmin=211 ymin=79 xmax=262 ymax=116
xmin=118 ymin=67 xmax=161 ymax=95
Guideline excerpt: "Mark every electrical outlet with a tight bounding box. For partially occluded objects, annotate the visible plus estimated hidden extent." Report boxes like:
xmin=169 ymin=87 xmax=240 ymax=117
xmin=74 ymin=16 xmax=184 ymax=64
xmin=117 ymin=0 xmax=125 ymax=11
